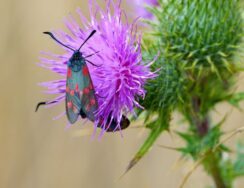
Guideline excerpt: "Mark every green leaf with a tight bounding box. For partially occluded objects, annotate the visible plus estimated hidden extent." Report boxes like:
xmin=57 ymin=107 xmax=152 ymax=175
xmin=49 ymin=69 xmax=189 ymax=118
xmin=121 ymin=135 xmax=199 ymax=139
xmin=233 ymin=142 xmax=244 ymax=177
xmin=228 ymin=92 xmax=244 ymax=109
xmin=124 ymin=110 xmax=171 ymax=173
xmin=218 ymin=51 xmax=228 ymax=57
xmin=177 ymin=119 xmax=225 ymax=159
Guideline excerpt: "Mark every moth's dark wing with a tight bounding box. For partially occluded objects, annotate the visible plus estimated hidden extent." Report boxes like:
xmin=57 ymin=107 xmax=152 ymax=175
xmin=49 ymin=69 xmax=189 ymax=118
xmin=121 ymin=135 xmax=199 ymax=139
xmin=97 ymin=115 xmax=130 ymax=132
xmin=80 ymin=64 xmax=98 ymax=121
xmin=66 ymin=91 xmax=80 ymax=124
xmin=66 ymin=67 xmax=84 ymax=124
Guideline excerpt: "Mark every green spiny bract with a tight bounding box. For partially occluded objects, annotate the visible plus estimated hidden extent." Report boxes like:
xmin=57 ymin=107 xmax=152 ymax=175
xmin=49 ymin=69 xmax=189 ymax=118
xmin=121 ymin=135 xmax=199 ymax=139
xmin=128 ymin=0 xmax=244 ymax=187
xmin=154 ymin=0 xmax=242 ymax=71
xmin=145 ymin=0 xmax=243 ymax=124
xmin=143 ymin=0 xmax=243 ymax=115
xmin=142 ymin=50 xmax=184 ymax=112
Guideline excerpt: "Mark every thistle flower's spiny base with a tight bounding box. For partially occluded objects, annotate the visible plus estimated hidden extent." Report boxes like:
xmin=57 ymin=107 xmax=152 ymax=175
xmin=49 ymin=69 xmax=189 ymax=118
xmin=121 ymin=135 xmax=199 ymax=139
xmin=143 ymin=1 xmax=244 ymax=187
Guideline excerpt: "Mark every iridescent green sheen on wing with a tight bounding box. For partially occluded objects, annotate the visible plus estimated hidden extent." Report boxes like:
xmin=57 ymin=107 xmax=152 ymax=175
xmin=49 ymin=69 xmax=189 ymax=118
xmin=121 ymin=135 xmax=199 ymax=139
xmin=66 ymin=68 xmax=83 ymax=124
xmin=65 ymin=93 xmax=80 ymax=124
xmin=80 ymin=65 xmax=98 ymax=121
xmin=66 ymin=62 xmax=98 ymax=124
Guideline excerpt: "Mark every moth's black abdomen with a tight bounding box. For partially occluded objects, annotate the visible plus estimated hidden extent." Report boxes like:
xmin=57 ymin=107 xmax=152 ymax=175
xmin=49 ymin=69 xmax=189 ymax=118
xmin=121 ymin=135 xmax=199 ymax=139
xmin=80 ymin=109 xmax=87 ymax=119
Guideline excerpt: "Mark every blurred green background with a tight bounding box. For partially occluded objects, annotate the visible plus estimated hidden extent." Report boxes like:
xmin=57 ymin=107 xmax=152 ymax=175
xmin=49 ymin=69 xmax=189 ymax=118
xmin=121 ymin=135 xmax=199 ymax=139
xmin=0 ymin=0 xmax=243 ymax=187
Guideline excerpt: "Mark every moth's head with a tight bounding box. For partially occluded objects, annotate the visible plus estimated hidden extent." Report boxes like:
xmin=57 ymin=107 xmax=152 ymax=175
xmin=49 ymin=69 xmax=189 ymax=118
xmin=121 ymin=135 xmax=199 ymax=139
xmin=74 ymin=50 xmax=82 ymax=55
xmin=71 ymin=51 xmax=83 ymax=60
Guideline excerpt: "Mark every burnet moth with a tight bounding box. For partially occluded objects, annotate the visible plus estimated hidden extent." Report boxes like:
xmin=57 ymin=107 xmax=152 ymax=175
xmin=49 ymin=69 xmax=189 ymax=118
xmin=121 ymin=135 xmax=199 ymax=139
xmin=36 ymin=30 xmax=130 ymax=132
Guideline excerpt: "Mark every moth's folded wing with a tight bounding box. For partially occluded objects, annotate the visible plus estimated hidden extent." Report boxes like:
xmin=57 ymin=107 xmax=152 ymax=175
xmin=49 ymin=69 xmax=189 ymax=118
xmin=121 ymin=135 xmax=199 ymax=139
xmin=65 ymin=70 xmax=84 ymax=124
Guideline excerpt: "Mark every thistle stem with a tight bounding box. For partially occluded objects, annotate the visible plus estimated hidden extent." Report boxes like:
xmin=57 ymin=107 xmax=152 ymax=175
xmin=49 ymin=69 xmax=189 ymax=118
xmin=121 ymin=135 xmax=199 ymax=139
xmin=190 ymin=97 xmax=228 ymax=188
xmin=205 ymin=151 xmax=228 ymax=188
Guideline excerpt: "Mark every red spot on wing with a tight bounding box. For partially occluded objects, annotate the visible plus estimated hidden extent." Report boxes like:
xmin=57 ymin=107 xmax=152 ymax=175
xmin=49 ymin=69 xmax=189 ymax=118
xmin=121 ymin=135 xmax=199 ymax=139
xmin=82 ymin=65 xmax=89 ymax=76
xmin=70 ymin=90 xmax=75 ymax=96
xmin=75 ymin=84 xmax=79 ymax=92
xmin=89 ymin=83 xmax=93 ymax=90
xmin=67 ymin=101 xmax=73 ymax=109
xmin=66 ymin=86 xmax=70 ymax=93
xmin=73 ymin=106 xmax=78 ymax=113
xmin=86 ymin=104 xmax=90 ymax=111
xmin=83 ymin=87 xmax=90 ymax=94
xmin=90 ymin=98 xmax=96 ymax=106
xmin=67 ymin=68 xmax=72 ymax=78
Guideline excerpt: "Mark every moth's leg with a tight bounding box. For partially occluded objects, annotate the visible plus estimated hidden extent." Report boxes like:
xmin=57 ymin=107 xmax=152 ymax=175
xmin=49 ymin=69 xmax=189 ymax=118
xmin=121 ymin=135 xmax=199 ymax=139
xmin=84 ymin=51 xmax=99 ymax=58
xmin=35 ymin=101 xmax=57 ymax=112
xmin=85 ymin=59 xmax=102 ymax=67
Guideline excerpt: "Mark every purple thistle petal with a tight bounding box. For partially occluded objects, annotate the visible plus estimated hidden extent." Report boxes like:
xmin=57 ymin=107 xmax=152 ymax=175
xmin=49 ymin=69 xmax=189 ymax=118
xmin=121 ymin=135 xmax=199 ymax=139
xmin=128 ymin=0 xmax=159 ymax=19
xmin=38 ymin=0 xmax=156 ymax=135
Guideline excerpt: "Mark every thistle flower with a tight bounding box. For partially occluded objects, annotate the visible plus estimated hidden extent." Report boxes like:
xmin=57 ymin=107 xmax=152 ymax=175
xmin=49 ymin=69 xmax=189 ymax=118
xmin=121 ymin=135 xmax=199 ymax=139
xmin=129 ymin=0 xmax=159 ymax=19
xmin=38 ymin=0 xmax=156 ymax=134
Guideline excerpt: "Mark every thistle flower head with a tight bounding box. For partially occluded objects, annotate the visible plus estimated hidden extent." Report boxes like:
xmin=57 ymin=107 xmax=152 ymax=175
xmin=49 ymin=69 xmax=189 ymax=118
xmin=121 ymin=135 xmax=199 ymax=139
xmin=38 ymin=0 xmax=156 ymax=134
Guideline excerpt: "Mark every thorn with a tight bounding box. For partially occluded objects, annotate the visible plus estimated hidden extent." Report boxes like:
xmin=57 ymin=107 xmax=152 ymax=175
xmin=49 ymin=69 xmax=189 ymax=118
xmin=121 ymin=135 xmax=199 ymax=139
xmin=213 ymin=126 xmax=244 ymax=151
xmin=157 ymin=144 xmax=179 ymax=151
xmin=178 ymin=157 xmax=205 ymax=188
xmin=118 ymin=157 xmax=139 ymax=181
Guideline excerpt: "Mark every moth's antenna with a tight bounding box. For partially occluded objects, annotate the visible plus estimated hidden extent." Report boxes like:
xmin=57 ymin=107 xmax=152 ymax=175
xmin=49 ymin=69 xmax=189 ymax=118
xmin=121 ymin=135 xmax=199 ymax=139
xmin=78 ymin=30 xmax=96 ymax=51
xmin=43 ymin=32 xmax=75 ymax=52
